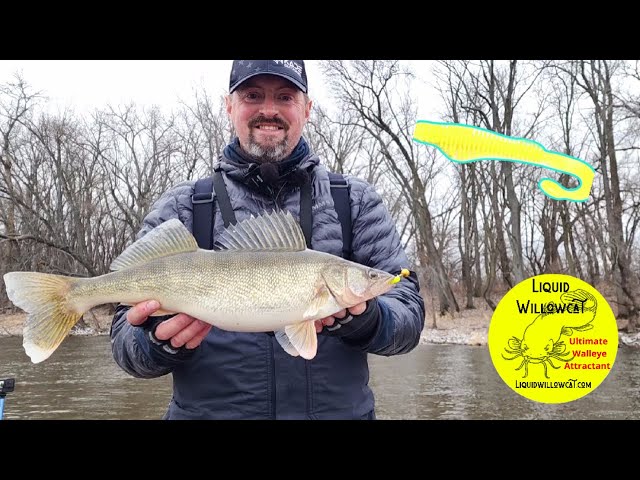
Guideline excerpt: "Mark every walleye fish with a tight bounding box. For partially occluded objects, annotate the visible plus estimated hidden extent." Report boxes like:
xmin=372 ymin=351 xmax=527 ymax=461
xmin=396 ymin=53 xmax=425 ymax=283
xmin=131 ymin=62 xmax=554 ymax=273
xmin=4 ymin=210 xmax=409 ymax=363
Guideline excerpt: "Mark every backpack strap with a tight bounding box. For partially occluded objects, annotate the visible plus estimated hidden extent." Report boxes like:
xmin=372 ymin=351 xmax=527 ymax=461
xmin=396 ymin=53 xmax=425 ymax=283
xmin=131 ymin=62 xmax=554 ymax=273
xmin=191 ymin=169 xmax=238 ymax=250
xmin=192 ymin=170 xmax=351 ymax=257
xmin=328 ymin=172 xmax=352 ymax=260
xmin=213 ymin=169 xmax=237 ymax=228
xmin=192 ymin=176 xmax=215 ymax=250
xmin=299 ymin=179 xmax=313 ymax=249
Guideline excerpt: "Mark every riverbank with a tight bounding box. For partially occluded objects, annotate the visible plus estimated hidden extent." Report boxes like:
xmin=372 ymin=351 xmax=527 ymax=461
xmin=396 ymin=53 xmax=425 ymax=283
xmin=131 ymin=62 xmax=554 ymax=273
xmin=2 ymin=306 xmax=639 ymax=347
xmin=419 ymin=305 xmax=640 ymax=347
xmin=0 ymin=308 xmax=114 ymax=337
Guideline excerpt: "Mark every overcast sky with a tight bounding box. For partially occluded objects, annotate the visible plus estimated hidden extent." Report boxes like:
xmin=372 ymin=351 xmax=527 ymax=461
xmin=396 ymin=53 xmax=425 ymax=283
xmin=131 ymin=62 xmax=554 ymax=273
xmin=0 ymin=60 xmax=442 ymax=120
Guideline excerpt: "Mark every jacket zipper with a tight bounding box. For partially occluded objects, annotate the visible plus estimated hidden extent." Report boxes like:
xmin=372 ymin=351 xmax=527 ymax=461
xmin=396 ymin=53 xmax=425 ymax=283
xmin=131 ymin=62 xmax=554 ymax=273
xmin=268 ymin=336 xmax=276 ymax=419
xmin=306 ymin=360 xmax=316 ymax=419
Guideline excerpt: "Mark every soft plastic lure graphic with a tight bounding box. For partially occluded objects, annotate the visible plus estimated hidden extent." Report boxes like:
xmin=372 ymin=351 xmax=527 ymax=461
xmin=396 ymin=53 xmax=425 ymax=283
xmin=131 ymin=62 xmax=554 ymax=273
xmin=413 ymin=121 xmax=595 ymax=202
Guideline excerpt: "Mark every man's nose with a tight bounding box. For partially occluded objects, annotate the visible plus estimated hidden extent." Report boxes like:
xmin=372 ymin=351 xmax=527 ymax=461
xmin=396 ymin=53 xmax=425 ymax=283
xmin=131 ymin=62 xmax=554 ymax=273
xmin=259 ymin=96 xmax=278 ymax=116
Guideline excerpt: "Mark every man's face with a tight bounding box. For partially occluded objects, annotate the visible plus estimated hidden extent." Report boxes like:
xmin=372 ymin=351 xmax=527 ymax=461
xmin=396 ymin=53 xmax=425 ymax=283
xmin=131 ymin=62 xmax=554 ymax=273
xmin=226 ymin=74 xmax=312 ymax=162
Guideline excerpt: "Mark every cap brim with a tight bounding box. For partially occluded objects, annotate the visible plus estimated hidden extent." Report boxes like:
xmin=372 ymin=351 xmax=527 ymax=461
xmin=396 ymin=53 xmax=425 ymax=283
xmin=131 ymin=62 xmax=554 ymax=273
xmin=229 ymin=72 xmax=307 ymax=94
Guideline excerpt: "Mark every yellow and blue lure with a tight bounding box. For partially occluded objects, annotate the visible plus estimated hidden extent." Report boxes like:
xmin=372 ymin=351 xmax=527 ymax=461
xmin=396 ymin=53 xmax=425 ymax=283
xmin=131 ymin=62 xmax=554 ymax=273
xmin=413 ymin=121 xmax=595 ymax=202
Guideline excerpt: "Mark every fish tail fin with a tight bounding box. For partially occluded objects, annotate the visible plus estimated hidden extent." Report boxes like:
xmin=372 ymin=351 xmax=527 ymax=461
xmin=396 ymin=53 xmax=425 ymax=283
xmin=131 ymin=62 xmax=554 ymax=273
xmin=3 ymin=272 xmax=83 ymax=363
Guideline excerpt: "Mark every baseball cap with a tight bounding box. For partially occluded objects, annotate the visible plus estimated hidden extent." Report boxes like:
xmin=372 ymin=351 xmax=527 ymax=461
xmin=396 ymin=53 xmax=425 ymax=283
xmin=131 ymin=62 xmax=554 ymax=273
xmin=229 ymin=60 xmax=308 ymax=94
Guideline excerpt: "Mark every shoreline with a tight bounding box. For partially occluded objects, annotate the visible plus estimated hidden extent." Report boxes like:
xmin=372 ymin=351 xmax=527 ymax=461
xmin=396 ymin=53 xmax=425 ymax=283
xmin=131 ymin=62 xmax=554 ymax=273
xmin=2 ymin=310 xmax=639 ymax=348
xmin=419 ymin=327 xmax=640 ymax=348
xmin=2 ymin=327 xmax=639 ymax=349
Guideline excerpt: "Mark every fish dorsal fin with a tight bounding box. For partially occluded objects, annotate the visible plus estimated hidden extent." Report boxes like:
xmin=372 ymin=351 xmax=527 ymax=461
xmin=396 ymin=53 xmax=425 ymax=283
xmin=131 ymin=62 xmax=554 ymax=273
xmin=216 ymin=210 xmax=306 ymax=252
xmin=110 ymin=219 xmax=199 ymax=271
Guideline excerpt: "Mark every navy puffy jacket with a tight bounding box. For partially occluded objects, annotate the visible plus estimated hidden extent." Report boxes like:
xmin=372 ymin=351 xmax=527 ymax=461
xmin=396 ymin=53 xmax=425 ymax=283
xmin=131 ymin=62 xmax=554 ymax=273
xmin=110 ymin=147 xmax=425 ymax=419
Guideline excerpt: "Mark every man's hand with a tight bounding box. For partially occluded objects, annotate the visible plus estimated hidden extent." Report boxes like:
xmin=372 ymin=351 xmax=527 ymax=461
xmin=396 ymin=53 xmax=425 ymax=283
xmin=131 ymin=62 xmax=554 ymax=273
xmin=315 ymin=302 xmax=367 ymax=333
xmin=126 ymin=300 xmax=212 ymax=349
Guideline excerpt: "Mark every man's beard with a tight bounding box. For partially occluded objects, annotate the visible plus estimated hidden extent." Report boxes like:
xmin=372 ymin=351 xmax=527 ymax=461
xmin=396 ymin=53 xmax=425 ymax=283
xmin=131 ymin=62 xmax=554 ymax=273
xmin=243 ymin=116 xmax=290 ymax=163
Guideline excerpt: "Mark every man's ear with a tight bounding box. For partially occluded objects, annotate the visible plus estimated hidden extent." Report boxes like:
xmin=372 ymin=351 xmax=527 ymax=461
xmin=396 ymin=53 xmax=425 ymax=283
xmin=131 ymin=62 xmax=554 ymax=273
xmin=305 ymin=97 xmax=313 ymax=120
xmin=225 ymin=94 xmax=233 ymax=115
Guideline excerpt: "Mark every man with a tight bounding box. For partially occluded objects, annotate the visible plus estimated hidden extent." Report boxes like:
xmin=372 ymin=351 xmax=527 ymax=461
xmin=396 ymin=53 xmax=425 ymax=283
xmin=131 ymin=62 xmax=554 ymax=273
xmin=110 ymin=60 xmax=425 ymax=419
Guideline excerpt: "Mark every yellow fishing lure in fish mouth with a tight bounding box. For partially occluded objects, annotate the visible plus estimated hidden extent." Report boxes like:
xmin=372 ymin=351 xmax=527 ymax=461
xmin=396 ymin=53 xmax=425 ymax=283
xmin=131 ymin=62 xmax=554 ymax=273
xmin=388 ymin=268 xmax=410 ymax=285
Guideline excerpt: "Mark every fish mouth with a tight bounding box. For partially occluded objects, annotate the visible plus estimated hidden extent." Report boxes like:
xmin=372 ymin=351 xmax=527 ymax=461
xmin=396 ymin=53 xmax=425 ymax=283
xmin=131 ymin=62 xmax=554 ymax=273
xmin=387 ymin=268 xmax=410 ymax=285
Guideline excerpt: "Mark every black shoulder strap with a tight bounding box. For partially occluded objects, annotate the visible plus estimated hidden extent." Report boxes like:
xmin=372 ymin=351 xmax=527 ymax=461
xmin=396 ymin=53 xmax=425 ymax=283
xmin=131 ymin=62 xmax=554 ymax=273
xmin=213 ymin=169 xmax=236 ymax=228
xmin=300 ymin=180 xmax=313 ymax=249
xmin=328 ymin=172 xmax=352 ymax=259
xmin=193 ymin=170 xmax=350 ymax=256
xmin=192 ymin=176 xmax=215 ymax=250
xmin=192 ymin=170 xmax=237 ymax=251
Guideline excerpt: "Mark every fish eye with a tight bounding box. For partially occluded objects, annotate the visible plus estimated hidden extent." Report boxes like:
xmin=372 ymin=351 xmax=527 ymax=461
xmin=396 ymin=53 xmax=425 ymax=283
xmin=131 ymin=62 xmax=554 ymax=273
xmin=367 ymin=270 xmax=379 ymax=280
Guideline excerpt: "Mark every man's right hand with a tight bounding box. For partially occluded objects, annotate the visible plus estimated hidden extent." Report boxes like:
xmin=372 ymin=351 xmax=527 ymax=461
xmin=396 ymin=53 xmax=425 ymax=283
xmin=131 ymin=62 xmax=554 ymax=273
xmin=126 ymin=300 xmax=213 ymax=350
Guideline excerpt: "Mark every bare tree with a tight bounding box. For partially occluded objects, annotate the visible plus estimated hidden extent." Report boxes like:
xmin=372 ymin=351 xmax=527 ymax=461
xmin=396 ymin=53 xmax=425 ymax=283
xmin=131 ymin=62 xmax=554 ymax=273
xmin=306 ymin=103 xmax=366 ymax=175
xmin=177 ymin=90 xmax=232 ymax=179
xmin=321 ymin=60 xmax=459 ymax=314
xmin=0 ymin=75 xmax=42 ymax=278
xmin=566 ymin=60 xmax=640 ymax=329
xmin=96 ymin=104 xmax=182 ymax=238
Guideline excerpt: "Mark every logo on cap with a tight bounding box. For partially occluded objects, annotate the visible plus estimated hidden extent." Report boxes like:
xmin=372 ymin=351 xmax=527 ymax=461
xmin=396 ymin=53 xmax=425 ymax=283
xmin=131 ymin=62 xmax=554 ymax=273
xmin=273 ymin=60 xmax=303 ymax=76
xmin=229 ymin=60 xmax=308 ymax=93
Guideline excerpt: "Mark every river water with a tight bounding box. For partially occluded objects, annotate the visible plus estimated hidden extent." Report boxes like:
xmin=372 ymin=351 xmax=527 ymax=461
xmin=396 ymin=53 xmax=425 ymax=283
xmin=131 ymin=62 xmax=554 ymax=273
xmin=1 ymin=335 xmax=638 ymax=420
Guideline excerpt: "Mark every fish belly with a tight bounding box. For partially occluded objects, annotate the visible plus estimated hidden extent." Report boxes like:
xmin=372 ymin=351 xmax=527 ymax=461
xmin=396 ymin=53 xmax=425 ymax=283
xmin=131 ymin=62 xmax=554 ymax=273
xmin=192 ymin=308 xmax=308 ymax=332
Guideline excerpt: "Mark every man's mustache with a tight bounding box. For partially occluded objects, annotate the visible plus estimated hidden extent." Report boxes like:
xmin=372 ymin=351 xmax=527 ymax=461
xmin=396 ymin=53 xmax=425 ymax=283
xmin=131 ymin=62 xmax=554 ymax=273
xmin=248 ymin=115 xmax=288 ymax=131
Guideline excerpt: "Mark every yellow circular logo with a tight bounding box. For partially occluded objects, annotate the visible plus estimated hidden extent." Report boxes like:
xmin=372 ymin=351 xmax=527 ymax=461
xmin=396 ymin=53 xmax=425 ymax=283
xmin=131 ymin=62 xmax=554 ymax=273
xmin=488 ymin=274 xmax=617 ymax=403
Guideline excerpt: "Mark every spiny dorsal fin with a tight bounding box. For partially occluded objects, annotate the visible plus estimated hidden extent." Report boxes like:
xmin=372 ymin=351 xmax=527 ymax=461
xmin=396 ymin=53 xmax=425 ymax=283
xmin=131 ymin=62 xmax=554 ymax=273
xmin=216 ymin=210 xmax=306 ymax=252
xmin=110 ymin=219 xmax=198 ymax=271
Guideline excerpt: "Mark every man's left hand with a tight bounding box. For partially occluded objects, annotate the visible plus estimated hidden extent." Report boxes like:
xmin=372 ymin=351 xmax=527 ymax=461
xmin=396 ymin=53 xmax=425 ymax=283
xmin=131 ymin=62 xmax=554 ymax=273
xmin=315 ymin=302 xmax=367 ymax=333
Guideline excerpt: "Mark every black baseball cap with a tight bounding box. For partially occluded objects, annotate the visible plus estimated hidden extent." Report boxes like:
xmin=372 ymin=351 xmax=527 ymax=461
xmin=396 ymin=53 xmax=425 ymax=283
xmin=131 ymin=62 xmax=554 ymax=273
xmin=229 ymin=60 xmax=308 ymax=94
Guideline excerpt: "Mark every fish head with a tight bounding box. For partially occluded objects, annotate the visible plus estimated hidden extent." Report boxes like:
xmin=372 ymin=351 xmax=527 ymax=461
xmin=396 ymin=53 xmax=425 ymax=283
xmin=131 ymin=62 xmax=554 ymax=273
xmin=323 ymin=262 xmax=398 ymax=306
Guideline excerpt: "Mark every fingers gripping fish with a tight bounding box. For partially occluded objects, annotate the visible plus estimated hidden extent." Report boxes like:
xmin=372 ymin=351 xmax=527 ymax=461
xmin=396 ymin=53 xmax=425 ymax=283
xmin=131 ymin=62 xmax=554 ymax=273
xmin=4 ymin=211 xmax=410 ymax=363
xmin=502 ymin=289 xmax=597 ymax=379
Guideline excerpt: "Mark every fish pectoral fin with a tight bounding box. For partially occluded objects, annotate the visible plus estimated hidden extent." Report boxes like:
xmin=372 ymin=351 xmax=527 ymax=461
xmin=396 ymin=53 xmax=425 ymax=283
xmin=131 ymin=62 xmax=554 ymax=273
xmin=302 ymin=284 xmax=332 ymax=321
xmin=275 ymin=330 xmax=300 ymax=357
xmin=284 ymin=321 xmax=318 ymax=360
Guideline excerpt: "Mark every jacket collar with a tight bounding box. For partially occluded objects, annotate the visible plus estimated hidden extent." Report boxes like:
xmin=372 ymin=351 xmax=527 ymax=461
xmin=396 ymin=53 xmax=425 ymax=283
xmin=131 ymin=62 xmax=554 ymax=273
xmin=217 ymin=137 xmax=320 ymax=195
